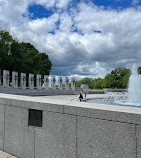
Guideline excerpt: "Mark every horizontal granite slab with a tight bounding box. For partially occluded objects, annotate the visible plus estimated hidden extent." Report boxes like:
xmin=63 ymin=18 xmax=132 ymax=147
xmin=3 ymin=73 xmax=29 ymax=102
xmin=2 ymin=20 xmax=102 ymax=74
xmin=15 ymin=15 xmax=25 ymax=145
xmin=0 ymin=93 xmax=141 ymax=125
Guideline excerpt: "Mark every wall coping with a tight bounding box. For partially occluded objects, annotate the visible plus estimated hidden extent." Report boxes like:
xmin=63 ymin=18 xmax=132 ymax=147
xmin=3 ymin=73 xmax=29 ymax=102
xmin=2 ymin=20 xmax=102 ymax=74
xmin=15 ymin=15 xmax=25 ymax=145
xmin=0 ymin=93 xmax=141 ymax=125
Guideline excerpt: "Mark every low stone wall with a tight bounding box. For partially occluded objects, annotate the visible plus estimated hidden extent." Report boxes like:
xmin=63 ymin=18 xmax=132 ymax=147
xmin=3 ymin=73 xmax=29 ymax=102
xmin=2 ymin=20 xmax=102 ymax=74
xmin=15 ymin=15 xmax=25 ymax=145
xmin=0 ymin=94 xmax=141 ymax=158
xmin=103 ymin=88 xmax=127 ymax=93
xmin=0 ymin=87 xmax=76 ymax=96
xmin=88 ymin=89 xmax=127 ymax=94
xmin=89 ymin=89 xmax=104 ymax=94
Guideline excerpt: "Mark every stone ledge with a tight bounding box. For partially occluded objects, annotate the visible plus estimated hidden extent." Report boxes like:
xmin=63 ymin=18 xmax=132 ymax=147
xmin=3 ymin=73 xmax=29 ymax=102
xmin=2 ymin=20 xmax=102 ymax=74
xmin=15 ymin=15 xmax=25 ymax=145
xmin=0 ymin=93 xmax=141 ymax=125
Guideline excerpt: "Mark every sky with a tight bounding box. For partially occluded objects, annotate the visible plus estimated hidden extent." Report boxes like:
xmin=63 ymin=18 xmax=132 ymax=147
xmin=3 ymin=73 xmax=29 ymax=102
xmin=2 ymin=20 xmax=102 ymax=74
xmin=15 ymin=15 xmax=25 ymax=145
xmin=0 ymin=0 xmax=141 ymax=80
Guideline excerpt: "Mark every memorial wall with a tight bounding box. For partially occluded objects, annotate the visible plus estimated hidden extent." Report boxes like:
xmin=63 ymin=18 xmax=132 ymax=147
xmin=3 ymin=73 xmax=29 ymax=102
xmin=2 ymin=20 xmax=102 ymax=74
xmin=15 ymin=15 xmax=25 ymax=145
xmin=0 ymin=70 xmax=76 ymax=95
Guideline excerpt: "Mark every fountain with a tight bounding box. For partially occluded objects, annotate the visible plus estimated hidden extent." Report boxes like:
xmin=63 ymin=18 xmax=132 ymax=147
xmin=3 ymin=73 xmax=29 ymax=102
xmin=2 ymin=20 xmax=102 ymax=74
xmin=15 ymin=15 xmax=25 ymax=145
xmin=87 ymin=64 xmax=141 ymax=107
xmin=127 ymin=65 xmax=141 ymax=104
xmin=115 ymin=64 xmax=141 ymax=106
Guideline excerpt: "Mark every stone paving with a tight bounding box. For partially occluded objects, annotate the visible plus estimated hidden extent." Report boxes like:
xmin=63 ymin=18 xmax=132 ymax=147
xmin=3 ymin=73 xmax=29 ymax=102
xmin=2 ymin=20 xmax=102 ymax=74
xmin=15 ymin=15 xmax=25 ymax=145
xmin=38 ymin=93 xmax=105 ymax=101
xmin=0 ymin=150 xmax=17 ymax=158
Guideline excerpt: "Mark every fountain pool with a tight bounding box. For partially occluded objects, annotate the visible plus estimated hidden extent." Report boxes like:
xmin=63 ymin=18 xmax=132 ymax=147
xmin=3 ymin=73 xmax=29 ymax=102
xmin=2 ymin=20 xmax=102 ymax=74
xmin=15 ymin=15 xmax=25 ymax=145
xmin=86 ymin=65 xmax=141 ymax=107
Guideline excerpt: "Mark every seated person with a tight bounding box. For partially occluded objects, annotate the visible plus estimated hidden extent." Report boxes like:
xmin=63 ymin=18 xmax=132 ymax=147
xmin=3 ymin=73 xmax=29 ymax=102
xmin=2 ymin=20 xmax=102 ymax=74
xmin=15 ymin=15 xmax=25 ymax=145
xmin=79 ymin=92 xmax=83 ymax=101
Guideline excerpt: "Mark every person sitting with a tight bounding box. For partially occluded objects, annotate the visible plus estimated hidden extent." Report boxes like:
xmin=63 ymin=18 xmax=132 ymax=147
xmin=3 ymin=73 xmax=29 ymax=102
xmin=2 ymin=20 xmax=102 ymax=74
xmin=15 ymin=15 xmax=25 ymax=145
xmin=79 ymin=92 xmax=83 ymax=102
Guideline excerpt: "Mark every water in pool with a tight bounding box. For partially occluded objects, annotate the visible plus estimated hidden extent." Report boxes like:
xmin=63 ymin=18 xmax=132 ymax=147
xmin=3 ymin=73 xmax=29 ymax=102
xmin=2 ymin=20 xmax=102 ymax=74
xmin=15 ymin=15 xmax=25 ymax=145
xmin=86 ymin=98 xmax=116 ymax=105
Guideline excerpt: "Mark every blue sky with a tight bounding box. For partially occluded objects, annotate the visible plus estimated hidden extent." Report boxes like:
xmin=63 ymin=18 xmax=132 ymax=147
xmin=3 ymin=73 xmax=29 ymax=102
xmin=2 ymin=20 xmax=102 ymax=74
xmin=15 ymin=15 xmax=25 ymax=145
xmin=28 ymin=0 xmax=141 ymax=20
xmin=28 ymin=5 xmax=54 ymax=20
xmin=0 ymin=0 xmax=141 ymax=79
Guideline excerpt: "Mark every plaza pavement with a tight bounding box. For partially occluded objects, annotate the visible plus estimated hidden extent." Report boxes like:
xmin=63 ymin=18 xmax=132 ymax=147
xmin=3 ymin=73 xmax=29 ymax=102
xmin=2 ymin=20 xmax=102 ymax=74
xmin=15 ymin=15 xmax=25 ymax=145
xmin=38 ymin=93 xmax=105 ymax=101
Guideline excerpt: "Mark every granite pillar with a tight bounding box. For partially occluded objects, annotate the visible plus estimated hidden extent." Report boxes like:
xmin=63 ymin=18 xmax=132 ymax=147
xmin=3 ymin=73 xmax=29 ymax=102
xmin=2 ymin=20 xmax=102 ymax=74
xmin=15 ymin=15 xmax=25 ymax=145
xmin=58 ymin=77 xmax=63 ymax=90
xmin=12 ymin=71 xmax=18 ymax=88
xmin=29 ymin=74 xmax=34 ymax=90
xmin=3 ymin=70 xmax=10 ymax=87
xmin=36 ymin=75 xmax=42 ymax=90
xmin=65 ymin=77 xmax=69 ymax=90
xmin=0 ymin=69 xmax=1 ymax=83
xmin=71 ymin=77 xmax=75 ymax=91
xmin=21 ymin=73 xmax=26 ymax=89
xmin=44 ymin=75 xmax=49 ymax=90
xmin=51 ymin=76 xmax=56 ymax=90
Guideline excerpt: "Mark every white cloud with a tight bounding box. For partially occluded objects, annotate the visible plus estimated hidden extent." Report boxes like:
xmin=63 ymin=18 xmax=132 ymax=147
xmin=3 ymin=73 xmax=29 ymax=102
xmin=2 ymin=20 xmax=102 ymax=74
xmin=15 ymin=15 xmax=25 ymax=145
xmin=132 ymin=0 xmax=140 ymax=5
xmin=56 ymin=0 xmax=71 ymax=8
xmin=59 ymin=13 xmax=73 ymax=32
xmin=36 ymin=0 xmax=72 ymax=9
xmin=0 ymin=1 xmax=141 ymax=78
xmin=75 ymin=61 xmax=106 ymax=77
xmin=28 ymin=13 xmax=59 ymax=32
xmin=36 ymin=0 xmax=56 ymax=8
xmin=0 ymin=0 xmax=34 ymax=29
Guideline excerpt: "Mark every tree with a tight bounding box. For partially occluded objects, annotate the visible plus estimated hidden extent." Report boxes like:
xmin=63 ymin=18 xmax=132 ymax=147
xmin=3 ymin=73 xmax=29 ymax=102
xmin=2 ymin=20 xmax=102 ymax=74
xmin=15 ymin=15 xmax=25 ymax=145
xmin=36 ymin=53 xmax=52 ymax=76
xmin=81 ymin=77 xmax=94 ymax=89
xmin=93 ymin=77 xmax=105 ymax=89
xmin=75 ymin=80 xmax=83 ymax=87
xmin=0 ymin=31 xmax=13 ymax=70
xmin=75 ymin=67 xmax=131 ymax=89
xmin=138 ymin=67 xmax=141 ymax=74
xmin=104 ymin=68 xmax=130 ymax=88
xmin=0 ymin=30 xmax=52 ymax=76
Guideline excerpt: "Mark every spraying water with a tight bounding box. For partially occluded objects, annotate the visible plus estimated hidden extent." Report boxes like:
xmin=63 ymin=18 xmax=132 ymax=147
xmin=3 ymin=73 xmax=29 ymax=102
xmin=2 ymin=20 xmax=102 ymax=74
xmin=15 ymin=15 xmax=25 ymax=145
xmin=103 ymin=64 xmax=141 ymax=106
xmin=126 ymin=64 xmax=141 ymax=105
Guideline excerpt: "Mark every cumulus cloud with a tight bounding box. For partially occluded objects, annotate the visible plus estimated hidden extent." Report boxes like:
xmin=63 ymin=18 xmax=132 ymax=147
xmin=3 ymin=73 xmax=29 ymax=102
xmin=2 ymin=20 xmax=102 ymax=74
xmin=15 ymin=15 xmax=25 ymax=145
xmin=59 ymin=13 xmax=73 ymax=32
xmin=35 ymin=0 xmax=72 ymax=9
xmin=56 ymin=0 xmax=72 ymax=9
xmin=0 ymin=0 xmax=141 ymax=79
xmin=132 ymin=0 xmax=140 ymax=5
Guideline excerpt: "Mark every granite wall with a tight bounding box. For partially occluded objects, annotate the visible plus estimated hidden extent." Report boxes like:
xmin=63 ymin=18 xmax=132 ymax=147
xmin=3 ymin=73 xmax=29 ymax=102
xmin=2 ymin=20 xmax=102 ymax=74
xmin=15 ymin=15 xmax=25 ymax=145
xmin=0 ymin=95 xmax=141 ymax=158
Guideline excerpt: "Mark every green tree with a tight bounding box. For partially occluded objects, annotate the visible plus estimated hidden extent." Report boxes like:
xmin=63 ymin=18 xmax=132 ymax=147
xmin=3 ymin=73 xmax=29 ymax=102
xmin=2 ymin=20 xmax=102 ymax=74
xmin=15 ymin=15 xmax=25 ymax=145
xmin=0 ymin=30 xmax=52 ymax=76
xmin=104 ymin=68 xmax=130 ymax=88
xmin=138 ymin=67 xmax=141 ymax=74
xmin=75 ymin=80 xmax=83 ymax=87
xmin=37 ymin=53 xmax=52 ymax=76
xmin=0 ymin=31 xmax=13 ymax=70
xmin=75 ymin=67 xmax=131 ymax=89
xmin=93 ymin=77 xmax=105 ymax=89
xmin=81 ymin=77 xmax=94 ymax=89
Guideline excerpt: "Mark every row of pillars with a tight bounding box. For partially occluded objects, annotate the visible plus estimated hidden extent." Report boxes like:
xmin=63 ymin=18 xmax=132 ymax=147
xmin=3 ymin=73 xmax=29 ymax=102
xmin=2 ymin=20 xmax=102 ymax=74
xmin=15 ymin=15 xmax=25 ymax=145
xmin=1 ymin=70 xmax=75 ymax=91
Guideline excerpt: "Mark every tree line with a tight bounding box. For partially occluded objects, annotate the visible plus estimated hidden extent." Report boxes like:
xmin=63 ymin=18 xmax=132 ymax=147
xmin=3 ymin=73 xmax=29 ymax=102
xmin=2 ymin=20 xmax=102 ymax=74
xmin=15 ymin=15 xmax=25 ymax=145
xmin=76 ymin=67 xmax=141 ymax=89
xmin=0 ymin=30 xmax=52 ymax=77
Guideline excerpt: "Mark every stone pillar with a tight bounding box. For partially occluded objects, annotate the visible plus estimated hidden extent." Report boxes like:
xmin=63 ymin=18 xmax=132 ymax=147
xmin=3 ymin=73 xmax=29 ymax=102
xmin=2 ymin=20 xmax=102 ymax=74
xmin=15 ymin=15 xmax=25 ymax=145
xmin=29 ymin=74 xmax=34 ymax=90
xmin=21 ymin=73 xmax=26 ymax=89
xmin=51 ymin=76 xmax=56 ymax=90
xmin=0 ymin=69 xmax=1 ymax=83
xmin=12 ymin=71 xmax=18 ymax=88
xmin=36 ymin=74 xmax=42 ymax=90
xmin=44 ymin=75 xmax=49 ymax=90
xmin=58 ymin=76 xmax=63 ymax=90
xmin=71 ymin=77 xmax=75 ymax=91
xmin=3 ymin=70 xmax=10 ymax=87
xmin=65 ymin=77 xmax=69 ymax=90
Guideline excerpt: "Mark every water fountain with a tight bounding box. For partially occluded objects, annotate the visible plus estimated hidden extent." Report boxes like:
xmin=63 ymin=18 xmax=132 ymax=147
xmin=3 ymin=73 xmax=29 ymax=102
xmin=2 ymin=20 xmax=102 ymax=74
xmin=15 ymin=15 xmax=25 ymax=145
xmin=88 ymin=64 xmax=141 ymax=107
xmin=115 ymin=64 xmax=141 ymax=106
